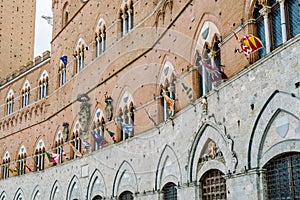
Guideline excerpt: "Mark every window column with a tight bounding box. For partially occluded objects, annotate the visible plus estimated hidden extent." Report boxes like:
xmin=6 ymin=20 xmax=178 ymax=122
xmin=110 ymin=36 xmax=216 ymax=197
xmin=127 ymin=9 xmax=132 ymax=31
xmin=122 ymin=13 xmax=128 ymax=36
xmin=259 ymin=6 xmax=272 ymax=53
xmin=101 ymin=33 xmax=105 ymax=53
xmin=277 ymin=0 xmax=287 ymax=42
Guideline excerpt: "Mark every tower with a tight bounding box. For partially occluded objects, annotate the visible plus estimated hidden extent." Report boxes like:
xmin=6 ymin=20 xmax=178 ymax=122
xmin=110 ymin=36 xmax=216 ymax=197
xmin=0 ymin=0 xmax=36 ymax=78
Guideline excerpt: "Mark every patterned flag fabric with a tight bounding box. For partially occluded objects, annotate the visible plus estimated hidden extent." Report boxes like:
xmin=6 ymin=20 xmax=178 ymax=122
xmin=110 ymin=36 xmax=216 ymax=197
xmin=234 ymin=33 xmax=263 ymax=57
xmin=162 ymin=88 xmax=175 ymax=115
xmin=120 ymin=122 xmax=134 ymax=134
xmin=60 ymin=55 xmax=68 ymax=66
xmin=92 ymin=131 xmax=108 ymax=147
xmin=200 ymin=61 xmax=228 ymax=82
xmin=181 ymin=82 xmax=193 ymax=100
xmin=8 ymin=166 xmax=19 ymax=175
xmin=24 ymin=164 xmax=32 ymax=172
xmin=46 ymin=151 xmax=60 ymax=164
xmin=144 ymin=108 xmax=157 ymax=126
xmin=61 ymin=149 xmax=69 ymax=160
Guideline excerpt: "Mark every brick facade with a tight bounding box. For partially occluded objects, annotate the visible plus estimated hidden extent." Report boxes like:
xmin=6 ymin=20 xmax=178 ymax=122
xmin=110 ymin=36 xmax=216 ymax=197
xmin=0 ymin=0 xmax=299 ymax=199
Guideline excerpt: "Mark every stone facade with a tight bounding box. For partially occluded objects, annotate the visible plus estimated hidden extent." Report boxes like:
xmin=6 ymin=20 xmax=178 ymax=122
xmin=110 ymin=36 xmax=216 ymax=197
xmin=0 ymin=0 xmax=299 ymax=199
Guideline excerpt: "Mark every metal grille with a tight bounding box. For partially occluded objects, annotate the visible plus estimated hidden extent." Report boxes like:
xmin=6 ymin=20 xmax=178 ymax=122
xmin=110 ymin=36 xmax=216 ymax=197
xmin=255 ymin=7 xmax=266 ymax=58
xmin=270 ymin=3 xmax=282 ymax=49
xmin=162 ymin=182 xmax=177 ymax=200
xmin=201 ymin=169 xmax=226 ymax=200
xmin=92 ymin=195 xmax=102 ymax=200
xmin=287 ymin=0 xmax=300 ymax=38
xmin=265 ymin=152 xmax=300 ymax=200
xmin=119 ymin=191 xmax=134 ymax=200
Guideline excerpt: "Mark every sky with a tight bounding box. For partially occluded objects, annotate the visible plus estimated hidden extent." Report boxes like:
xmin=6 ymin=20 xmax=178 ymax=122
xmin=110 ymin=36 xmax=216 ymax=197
xmin=34 ymin=0 xmax=53 ymax=57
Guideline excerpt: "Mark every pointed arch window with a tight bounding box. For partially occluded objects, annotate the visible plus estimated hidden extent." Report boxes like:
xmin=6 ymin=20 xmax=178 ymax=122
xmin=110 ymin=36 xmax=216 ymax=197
xmin=92 ymin=109 xmax=105 ymax=150
xmin=120 ymin=3 xmax=134 ymax=37
xmin=254 ymin=3 xmax=266 ymax=58
xmin=35 ymin=140 xmax=45 ymax=171
xmin=22 ymin=81 xmax=30 ymax=108
xmin=119 ymin=191 xmax=133 ymax=200
xmin=62 ymin=2 xmax=69 ymax=27
xmin=17 ymin=146 xmax=27 ymax=175
xmin=95 ymin=19 xmax=106 ymax=57
xmin=162 ymin=182 xmax=177 ymax=200
xmin=75 ymin=48 xmax=85 ymax=73
xmin=72 ymin=131 xmax=82 ymax=159
xmin=59 ymin=57 xmax=67 ymax=87
xmin=264 ymin=152 xmax=300 ymax=199
xmin=254 ymin=0 xmax=300 ymax=58
xmin=286 ymin=0 xmax=300 ymax=38
xmin=39 ymin=71 xmax=49 ymax=99
xmin=118 ymin=103 xmax=135 ymax=141
xmin=2 ymin=151 xmax=10 ymax=179
xmin=200 ymin=169 xmax=226 ymax=199
xmin=6 ymin=90 xmax=14 ymax=115
xmin=55 ymin=131 xmax=64 ymax=164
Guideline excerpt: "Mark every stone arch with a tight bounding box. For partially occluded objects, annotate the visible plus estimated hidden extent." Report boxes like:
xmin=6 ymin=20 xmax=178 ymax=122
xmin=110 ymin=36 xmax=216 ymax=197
xmin=66 ymin=175 xmax=83 ymax=200
xmin=87 ymin=169 xmax=107 ymax=200
xmin=75 ymin=38 xmax=87 ymax=52
xmin=13 ymin=188 xmax=25 ymax=200
xmin=191 ymin=14 xmax=221 ymax=61
xmin=0 ymin=191 xmax=8 ymax=200
xmin=112 ymin=160 xmax=138 ymax=197
xmin=248 ymin=90 xmax=300 ymax=169
xmin=155 ymin=144 xmax=182 ymax=190
xmin=188 ymin=121 xmax=237 ymax=182
xmin=31 ymin=185 xmax=42 ymax=200
xmin=50 ymin=180 xmax=63 ymax=200
xmin=158 ymin=60 xmax=176 ymax=85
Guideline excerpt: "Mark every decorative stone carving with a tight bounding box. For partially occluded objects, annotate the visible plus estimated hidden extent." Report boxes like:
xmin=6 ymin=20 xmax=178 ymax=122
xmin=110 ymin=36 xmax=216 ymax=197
xmin=62 ymin=122 xmax=69 ymax=142
xmin=201 ymin=97 xmax=208 ymax=114
xmin=77 ymin=93 xmax=92 ymax=153
xmin=105 ymin=96 xmax=113 ymax=121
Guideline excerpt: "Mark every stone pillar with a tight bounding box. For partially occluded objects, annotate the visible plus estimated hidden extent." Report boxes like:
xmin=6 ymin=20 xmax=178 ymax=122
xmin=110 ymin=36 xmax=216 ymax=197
xmin=278 ymin=0 xmax=287 ymax=43
xmin=259 ymin=6 xmax=271 ymax=53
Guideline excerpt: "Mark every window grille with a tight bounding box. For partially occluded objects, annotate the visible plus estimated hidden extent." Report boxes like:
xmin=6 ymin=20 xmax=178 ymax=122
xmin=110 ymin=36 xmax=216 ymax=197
xmin=162 ymin=182 xmax=177 ymax=200
xmin=287 ymin=0 xmax=300 ymax=38
xmin=254 ymin=4 xmax=266 ymax=58
xmin=92 ymin=195 xmax=103 ymax=200
xmin=119 ymin=191 xmax=133 ymax=200
xmin=270 ymin=2 xmax=282 ymax=49
xmin=201 ymin=169 xmax=226 ymax=200
xmin=265 ymin=152 xmax=300 ymax=200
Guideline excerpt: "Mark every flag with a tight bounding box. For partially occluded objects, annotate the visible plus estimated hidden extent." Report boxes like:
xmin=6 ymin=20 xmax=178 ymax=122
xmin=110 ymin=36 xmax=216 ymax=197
xmin=24 ymin=164 xmax=32 ymax=172
xmin=162 ymin=88 xmax=175 ymax=114
xmin=200 ymin=61 xmax=228 ymax=82
xmin=60 ymin=55 xmax=68 ymax=66
xmin=144 ymin=108 xmax=157 ymax=126
xmin=50 ymin=152 xmax=60 ymax=164
xmin=45 ymin=151 xmax=55 ymax=163
xmin=106 ymin=129 xmax=115 ymax=137
xmin=70 ymin=143 xmax=83 ymax=157
xmin=72 ymin=49 xmax=77 ymax=57
xmin=92 ymin=131 xmax=108 ymax=146
xmin=105 ymin=129 xmax=116 ymax=143
xmin=8 ymin=166 xmax=18 ymax=175
xmin=120 ymin=122 xmax=134 ymax=134
xmin=61 ymin=149 xmax=69 ymax=160
xmin=234 ymin=32 xmax=263 ymax=57
xmin=181 ymin=82 xmax=193 ymax=100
